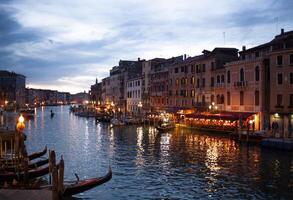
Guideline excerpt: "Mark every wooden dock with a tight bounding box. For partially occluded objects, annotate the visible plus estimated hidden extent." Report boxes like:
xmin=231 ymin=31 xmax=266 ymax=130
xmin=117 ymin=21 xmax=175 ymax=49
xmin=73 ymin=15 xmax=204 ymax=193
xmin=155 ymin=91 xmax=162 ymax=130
xmin=0 ymin=189 xmax=52 ymax=200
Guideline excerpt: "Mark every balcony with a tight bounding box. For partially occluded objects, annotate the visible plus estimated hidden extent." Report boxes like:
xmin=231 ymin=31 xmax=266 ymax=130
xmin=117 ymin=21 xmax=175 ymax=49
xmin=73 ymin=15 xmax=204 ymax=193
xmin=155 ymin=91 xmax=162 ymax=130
xmin=234 ymin=81 xmax=248 ymax=88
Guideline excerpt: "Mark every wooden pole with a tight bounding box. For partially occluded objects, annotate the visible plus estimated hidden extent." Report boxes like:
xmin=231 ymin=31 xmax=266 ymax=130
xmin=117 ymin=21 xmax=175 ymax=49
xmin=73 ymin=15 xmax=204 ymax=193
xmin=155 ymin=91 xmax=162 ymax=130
xmin=58 ymin=156 xmax=64 ymax=194
xmin=52 ymin=166 xmax=59 ymax=200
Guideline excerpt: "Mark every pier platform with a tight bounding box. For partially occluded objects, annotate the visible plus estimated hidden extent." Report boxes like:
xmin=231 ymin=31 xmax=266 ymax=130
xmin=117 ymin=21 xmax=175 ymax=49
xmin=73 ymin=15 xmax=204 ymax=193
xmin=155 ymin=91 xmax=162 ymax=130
xmin=0 ymin=189 xmax=52 ymax=200
xmin=261 ymin=138 xmax=293 ymax=151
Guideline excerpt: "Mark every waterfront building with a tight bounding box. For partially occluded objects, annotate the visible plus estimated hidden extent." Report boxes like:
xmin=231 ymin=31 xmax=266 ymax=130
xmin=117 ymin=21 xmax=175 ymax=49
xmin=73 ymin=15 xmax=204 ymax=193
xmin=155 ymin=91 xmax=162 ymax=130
xmin=168 ymin=48 xmax=238 ymax=112
xmin=0 ymin=70 xmax=26 ymax=107
xmin=89 ymin=78 xmax=102 ymax=104
xmin=149 ymin=56 xmax=183 ymax=112
xmin=126 ymin=75 xmax=142 ymax=115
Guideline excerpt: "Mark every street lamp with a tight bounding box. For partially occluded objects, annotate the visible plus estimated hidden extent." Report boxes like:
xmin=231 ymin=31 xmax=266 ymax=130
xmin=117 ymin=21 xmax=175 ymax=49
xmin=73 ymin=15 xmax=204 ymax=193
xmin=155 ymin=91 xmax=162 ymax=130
xmin=16 ymin=114 xmax=25 ymax=132
xmin=208 ymin=102 xmax=218 ymax=112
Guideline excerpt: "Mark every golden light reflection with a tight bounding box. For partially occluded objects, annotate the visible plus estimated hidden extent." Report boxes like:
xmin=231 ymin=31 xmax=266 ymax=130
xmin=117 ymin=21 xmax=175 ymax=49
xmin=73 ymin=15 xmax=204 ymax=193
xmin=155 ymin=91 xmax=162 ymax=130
xmin=135 ymin=127 xmax=145 ymax=167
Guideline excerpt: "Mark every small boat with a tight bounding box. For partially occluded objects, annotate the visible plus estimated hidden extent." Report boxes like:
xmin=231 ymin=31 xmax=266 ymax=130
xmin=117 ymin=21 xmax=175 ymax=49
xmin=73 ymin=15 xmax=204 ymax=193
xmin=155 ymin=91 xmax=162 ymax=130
xmin=0 ymin=165 xmax=49 ymax=182
xmin=3 ymin=158 xmax=49 ymax=172
xmin=156 ymin=123 xmax=175 ymax=132
xmin=62 ymin=167 xmax=112 ymax=197
xmin=19 ymin=108 xmax=35 ymax=119
xmin=28 ymin=146 xmax=47 ymax=161
xmin=111 ymin=118 xmax=125 ymax=126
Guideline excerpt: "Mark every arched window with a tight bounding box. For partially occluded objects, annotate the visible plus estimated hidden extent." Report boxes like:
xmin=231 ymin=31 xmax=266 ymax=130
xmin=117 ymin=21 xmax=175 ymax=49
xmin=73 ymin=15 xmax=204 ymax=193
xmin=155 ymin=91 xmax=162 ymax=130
xmin=221 ymin=75 xmax=225 ymax=83
xmin=221 ymin=94 xmax=224 ymax=104
xmin=240 ymin=68 xmax=244 ymax=82
xmin=227 ymin=70 xmax=231 ymax=83
xmin=211 ymin=95 xmax=214 ymax=103
xmin=217 ymin=75 xmax=220 ymax=83
xmin=255 ymin=66 xmax=260 ymax=81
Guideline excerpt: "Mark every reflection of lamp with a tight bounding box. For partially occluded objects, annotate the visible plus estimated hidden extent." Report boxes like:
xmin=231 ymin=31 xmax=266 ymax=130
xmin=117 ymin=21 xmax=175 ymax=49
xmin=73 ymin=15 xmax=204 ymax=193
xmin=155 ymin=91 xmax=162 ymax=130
xmin=138 ymin=101 xmax=142 ymax=108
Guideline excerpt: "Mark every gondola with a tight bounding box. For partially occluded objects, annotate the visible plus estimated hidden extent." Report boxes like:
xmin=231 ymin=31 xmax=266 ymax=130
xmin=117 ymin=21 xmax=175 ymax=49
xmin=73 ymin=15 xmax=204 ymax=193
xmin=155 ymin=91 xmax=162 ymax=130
xmin=62 ymin=167 xmax=112 ymax=197
xmin=28 ymin=146 xmax=47 ymax=161
xmin=2 ymin=158 xmax=49 ymax=172
xmin=156 ymin=123 xmax=175 ymax=133
xmin=0 ymin=146 xmax=47 ymax=163
xmin=0 ymin=165 xmax=49 ymax=182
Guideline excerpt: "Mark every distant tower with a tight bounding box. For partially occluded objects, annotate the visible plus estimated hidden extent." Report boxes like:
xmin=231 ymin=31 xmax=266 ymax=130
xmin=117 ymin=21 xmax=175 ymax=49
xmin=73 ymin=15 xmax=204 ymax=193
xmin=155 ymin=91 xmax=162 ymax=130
xmin=95 ymin=78 xmax=98 ymax=84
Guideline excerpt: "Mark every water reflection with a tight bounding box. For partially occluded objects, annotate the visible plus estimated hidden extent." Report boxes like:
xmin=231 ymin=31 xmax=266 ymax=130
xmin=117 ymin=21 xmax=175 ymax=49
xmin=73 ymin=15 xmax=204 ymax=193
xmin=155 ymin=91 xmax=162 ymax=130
xmin=21 ymin=106 xmax=293 ymax=199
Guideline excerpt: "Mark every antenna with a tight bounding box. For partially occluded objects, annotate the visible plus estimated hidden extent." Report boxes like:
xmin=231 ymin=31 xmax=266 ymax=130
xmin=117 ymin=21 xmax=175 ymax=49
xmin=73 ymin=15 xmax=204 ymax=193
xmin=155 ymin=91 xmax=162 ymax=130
xmin=223 ymin=32 xmax=226 ymax=46
xmin=275 ymin=17 xmax=279 ymax=34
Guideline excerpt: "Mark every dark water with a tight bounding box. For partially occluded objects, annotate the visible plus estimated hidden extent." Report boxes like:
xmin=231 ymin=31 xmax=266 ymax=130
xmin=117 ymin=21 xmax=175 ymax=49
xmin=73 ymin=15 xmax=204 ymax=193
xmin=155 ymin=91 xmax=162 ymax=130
xmin=15 ymin=106 xmax=293 ymax=199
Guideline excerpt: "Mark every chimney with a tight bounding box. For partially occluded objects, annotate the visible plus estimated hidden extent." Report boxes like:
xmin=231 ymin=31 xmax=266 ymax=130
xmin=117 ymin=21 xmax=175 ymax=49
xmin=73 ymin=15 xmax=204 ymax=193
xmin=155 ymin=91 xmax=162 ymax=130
xmin=281 ymin=28 xmax=284 ymax=35
xmin=184 ymin=54 xmax=187 ymax=60
xmin=138 ymin=57 xmax=140 ymax=61
xmin=242 ymin=46 xmax=246 ymax=51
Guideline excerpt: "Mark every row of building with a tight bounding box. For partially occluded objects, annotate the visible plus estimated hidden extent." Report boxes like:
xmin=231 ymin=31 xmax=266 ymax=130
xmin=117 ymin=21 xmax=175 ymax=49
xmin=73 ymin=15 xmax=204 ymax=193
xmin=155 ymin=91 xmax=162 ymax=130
xmin=90 ymin=29 xmax=293 ymax=135
xmin=0 ymin=70 xmax=72 ymax=108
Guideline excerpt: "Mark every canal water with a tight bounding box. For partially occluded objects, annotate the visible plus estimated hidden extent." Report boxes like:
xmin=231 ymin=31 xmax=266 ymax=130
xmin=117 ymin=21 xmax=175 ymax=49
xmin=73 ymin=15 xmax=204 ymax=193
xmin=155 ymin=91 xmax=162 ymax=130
xmin=16 ymin=106 xmax=293 ymax=199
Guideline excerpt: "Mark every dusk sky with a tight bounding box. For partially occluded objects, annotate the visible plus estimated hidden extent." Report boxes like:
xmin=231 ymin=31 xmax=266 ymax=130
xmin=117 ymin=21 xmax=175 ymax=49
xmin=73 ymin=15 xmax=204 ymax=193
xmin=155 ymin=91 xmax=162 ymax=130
xmin=1 ymin=0 xmax=293 ymax=94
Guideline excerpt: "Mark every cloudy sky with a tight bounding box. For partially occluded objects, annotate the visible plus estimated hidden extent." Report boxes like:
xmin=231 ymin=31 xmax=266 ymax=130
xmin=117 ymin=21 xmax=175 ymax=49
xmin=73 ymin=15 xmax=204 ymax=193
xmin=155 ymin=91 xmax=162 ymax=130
xmin=1 ymin=0 xmax=293 ymax=93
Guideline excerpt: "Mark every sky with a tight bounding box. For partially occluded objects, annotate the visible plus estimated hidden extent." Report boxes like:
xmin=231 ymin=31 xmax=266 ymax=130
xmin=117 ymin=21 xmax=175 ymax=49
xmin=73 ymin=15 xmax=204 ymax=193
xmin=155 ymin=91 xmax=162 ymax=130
xmin=1 ymin=0 xmax=293 ymax=94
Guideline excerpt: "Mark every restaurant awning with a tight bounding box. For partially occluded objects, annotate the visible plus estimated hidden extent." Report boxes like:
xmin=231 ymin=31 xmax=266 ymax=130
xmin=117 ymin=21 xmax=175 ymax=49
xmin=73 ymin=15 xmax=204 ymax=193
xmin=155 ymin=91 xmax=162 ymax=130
xmin=185 ymin=112 xmax=255 ymax=121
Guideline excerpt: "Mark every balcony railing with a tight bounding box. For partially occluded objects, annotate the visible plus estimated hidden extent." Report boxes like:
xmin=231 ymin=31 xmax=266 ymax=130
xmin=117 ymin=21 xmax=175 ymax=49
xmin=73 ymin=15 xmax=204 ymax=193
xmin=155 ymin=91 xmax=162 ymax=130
xmin=234 ymin=81 xmax=248 ymax=88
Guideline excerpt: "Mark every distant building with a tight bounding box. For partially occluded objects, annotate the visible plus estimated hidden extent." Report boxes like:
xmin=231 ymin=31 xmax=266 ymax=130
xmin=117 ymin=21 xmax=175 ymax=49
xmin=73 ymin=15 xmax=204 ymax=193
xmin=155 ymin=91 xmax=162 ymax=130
xmin=126 ymin=75 xmax=142 ymax=114
xmin=0 ymin=70 xmax=26 ymax=107
xmin=70 ymin=92 xmax=89 ymax=104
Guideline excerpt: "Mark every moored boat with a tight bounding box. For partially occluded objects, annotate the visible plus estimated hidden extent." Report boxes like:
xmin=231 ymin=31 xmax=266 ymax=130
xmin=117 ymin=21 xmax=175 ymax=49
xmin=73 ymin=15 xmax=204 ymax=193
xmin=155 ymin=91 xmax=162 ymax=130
xmin=156 ymin=123 xmax=175 ymax=132
xmin=28 ymin=146 xmax=47 ymax=161
xmin=0 ymin=165 xmax=49 ymax=182
xmin=62 ymin=167 xmax=112 ymax=197
xmin=2 ymin=158 xmax=49 ymax=172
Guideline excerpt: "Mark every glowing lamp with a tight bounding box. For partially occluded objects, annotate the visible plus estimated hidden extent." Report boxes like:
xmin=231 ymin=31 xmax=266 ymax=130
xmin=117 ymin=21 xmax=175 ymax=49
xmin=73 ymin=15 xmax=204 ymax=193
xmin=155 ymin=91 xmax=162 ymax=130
xmin=18 ymin=115 xmax=24 ymax=123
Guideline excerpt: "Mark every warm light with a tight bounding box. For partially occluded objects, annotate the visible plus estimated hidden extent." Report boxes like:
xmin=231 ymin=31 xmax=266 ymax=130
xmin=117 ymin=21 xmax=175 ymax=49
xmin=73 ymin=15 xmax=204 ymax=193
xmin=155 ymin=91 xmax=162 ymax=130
xmin=138 ymin=101 xmax=143 ymax=108
xmin=97 ymin=101 xmax=101 ymax=105
xmin=111 ymin=101 xmax=115 ymax=107
xmin=25 ymin=104 xmax=29 ymax=107
xmin=209 ymin=105 xmax=212 ymax=109
xmin=18 ymin=115 xmax=24 ymax=123
xmin=84 ymin=100 xmax=89 ymax=104
xmin=4 ymin=100 xmax=8 ymax=105
xmin=249 ymin=120 xmax=254 ymax=124
xmin=212 ymin=102 xmax=215 ymax=106
xmin=274 ymin=113 xmax=279 ymax=118
xmin=215 ymin=106 xmax=218 ymax=110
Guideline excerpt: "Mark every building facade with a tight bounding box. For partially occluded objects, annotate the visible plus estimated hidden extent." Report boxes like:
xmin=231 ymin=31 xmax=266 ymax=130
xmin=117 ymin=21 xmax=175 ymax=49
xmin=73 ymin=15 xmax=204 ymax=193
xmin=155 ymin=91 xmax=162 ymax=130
xmin=0 ymin=70 xmax=26 ymax=107
xmin=126 ymin=76 xmax=142 ymax=114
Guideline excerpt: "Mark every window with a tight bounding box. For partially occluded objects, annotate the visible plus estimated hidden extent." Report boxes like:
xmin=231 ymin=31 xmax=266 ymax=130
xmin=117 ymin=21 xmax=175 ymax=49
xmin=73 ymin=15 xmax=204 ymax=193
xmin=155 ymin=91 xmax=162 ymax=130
xmin=191 ymin=90 xmax=195 ymax=97
xmin=211 ymin=77 xmax=214 ymax=87
xmin=221 ymin=75 xmax=225 ymax=83
xmin=277 ymin=94 xmax=282 ymax=106
xmin=221 ymin=94 xmax=224 ymax=104
xmin=202 ymin=95 xmax=205 ymax=103
xmin=217 ymin=75 xmax=220 ymax=83
xmin=290 ymin=54 xmax=293 ymax=65
xmin=211 ymin=95 xmax=214 ymax=103
xmin=290 ymin=73 xmax=293 ymax=84
xmin=255 ymin=90 xmax=259 ymax=106
xmin=191 ymin=65 xmax=195 ymax=73
xmin=240 ymin=91 xmax=244 ymax=105
xmin=202 ymin=78 xmax=205 ymax=88
xmin=290 ymin=94 xmax=293 ymax=107
xmin=277 ymin=55 xmax=283 ymax=66
xmin=191 ymin=76 xmax=195 ymax=84
xmin=240 ymin=68 xmax=244 ymax=82
xmin=255 ymin=52 xmax=260 ymax=58
xmin=181 ymin=66 xmax=184 ymax=72
xmin=138 ymin=81 xmax=140 ymax=86
xmin=277 ymin=73 xmax=283 ymax=85
xmin=202 ymin=64 xmax=206 ymax=72
xmin=227 ymin=70 xmax=231 ymax=83
xmin=185 ymin=65 xmax=188 ymax=73
xmin=176 ymin=78 xmax=179 ymax=85
xmin=197 ymin=79 xmax=200 ymax=88
xmin=227 ymin=92 xmax=231 ymax=105
xmin=255 ymin=66 xmax=260 ymax=81
xmin=196 ymin=65 xmax=199 ymax=73
xmin=175 ymin=68 xmax=178 ymax=73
